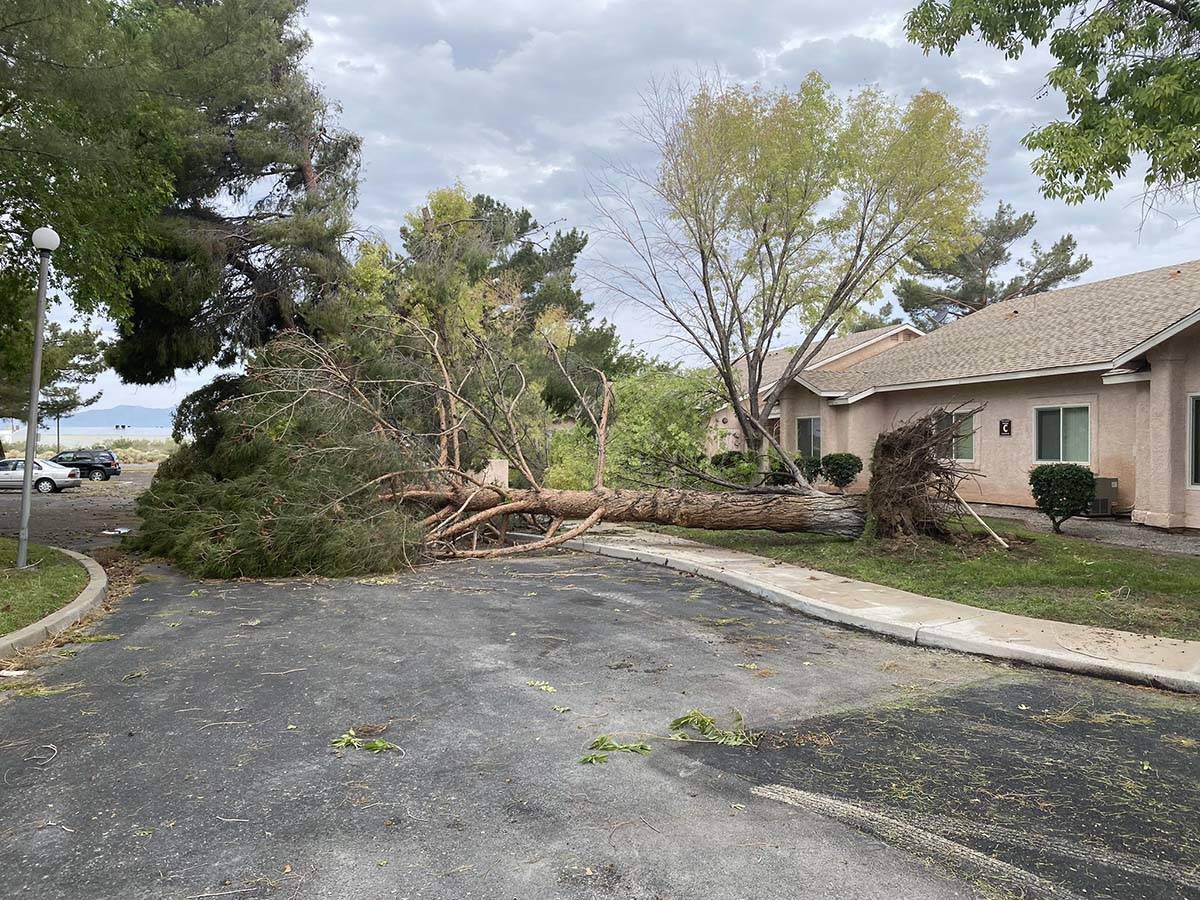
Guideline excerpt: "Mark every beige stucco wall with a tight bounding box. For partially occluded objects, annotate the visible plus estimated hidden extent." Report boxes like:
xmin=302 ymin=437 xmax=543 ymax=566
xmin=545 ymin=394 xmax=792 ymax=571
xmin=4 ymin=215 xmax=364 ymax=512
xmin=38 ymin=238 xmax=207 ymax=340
xmin=828 ymin=374 xmax=1144 ymax=509
xmin=1130 ymin=327 xmax=1200 ymax=529
xmin=706 ymin=323 xmax=1200 ymax=528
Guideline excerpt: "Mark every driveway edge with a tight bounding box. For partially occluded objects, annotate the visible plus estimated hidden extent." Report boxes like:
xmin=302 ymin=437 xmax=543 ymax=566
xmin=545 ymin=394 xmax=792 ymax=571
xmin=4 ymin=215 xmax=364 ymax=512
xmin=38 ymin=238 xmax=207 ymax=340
xmin=0 ymin=546 xmax=108 ymax=658
xmin=519 ymin=530 xmax=1200 ymax=694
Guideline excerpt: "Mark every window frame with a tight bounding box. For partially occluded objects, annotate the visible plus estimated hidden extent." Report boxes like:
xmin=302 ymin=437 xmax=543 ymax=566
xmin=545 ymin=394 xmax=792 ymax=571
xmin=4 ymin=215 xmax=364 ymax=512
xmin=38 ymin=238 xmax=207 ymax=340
xmin=935 ymin=411 xmax=976 ymax=463
xmin=795 ymin=416 xmax=822 ymax=459
xmin=1189 ymin=393 xmax=1200 ymax=489
xmin=1033 ymin=403 xmax=1092 ymax=465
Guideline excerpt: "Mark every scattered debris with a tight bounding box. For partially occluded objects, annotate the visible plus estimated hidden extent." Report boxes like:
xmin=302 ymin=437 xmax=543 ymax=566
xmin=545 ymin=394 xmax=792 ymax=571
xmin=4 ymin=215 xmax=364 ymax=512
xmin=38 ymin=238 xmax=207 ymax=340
xmin=590 ymin=735 xmax=651 ymax=755
xmin=123 ymin=669 xmax=148 ymax=681
xmin=553 ymin=705 xmax=571 ymax=713
xmin=331 ymin=728 xmax=402 ymax=754
xmin=100 ymin=527 xmax=131 ymax=536
xmin=73 ymin=633 xmax=119 ymax=643
xmin=0 ymin=669 xmax=29 ymax=677
xmin=579 ymin=752 xmax=608 ymax=765
xmin=527 ymin=679 xmax=557 ymax=693
xmin=0 ymin=680 xmax=82 ymax=698
xmin=24 ymin=744 xmax=58 ymax=766
xmin=669 ymin=709 xmax=759 ymax=747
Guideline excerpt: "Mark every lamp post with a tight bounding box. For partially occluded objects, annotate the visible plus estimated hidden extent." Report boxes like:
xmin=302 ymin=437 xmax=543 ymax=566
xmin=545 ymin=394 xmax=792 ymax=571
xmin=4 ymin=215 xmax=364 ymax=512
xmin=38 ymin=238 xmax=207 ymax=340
xmin=16 ymin=226 xmax=60 ymax=569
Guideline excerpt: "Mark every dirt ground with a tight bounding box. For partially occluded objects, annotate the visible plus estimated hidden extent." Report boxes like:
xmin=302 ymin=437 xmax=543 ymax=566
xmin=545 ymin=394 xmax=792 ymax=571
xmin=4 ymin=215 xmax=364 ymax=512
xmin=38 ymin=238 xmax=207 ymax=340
xmin=0 ymin=463 xmax=155 ymax=553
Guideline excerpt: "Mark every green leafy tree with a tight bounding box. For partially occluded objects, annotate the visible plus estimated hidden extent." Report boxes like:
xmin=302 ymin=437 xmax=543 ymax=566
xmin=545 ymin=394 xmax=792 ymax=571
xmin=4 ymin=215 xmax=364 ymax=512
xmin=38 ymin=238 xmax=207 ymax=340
xmin=468 ymin=194 xmax=644 ymax=413
xmin=0 ymin=1 xmax=360 ymax=383
xmin=897 ymin=202 xmax=1092 ymax=331
xmin=547 ymin=367 xmax=719 ymax=489
xmin=850 ymin=304 xmax=902 ymax=332
xmin=0 ymin=289 xmax=105 ymax=456
xmin=906 ymin=0 xmax=1200 ymax=202
xmin=597 ymin=72 xmax=986 ymax=480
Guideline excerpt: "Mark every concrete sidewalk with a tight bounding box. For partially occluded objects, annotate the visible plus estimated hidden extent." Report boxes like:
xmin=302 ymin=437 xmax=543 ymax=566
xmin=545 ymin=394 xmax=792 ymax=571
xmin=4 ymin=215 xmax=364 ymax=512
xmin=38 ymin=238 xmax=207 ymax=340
xmin=557 ymin=526 xmax=1200 ymax=694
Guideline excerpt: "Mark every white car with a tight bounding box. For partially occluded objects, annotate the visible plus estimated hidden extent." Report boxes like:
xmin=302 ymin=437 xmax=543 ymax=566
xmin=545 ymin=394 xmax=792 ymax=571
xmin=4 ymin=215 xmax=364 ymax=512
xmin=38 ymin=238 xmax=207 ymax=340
xmin=0 ymin=458 xmax=81 ymax=493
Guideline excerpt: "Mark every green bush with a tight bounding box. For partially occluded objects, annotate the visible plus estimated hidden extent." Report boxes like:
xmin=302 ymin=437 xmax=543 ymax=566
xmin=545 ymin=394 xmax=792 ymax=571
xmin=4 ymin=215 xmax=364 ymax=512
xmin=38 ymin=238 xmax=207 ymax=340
xmin=798 ymin=455 xmax=823 ymax=484
xmin=709 ymin=450 xmax=753 ymax=469
xmin=820 ymin=453 xmax=863 ymax=491
xmin=1029 ymin=463 xmax=1095 ymax=533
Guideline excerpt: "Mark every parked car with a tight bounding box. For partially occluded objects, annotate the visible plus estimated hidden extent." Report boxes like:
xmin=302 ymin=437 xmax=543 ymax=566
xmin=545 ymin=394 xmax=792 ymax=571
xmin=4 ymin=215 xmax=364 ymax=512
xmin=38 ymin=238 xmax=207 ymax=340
xmin=0 ymin=458 xmax=81 ymax=493
xmin=49 ymin=448 xmax=122 ymax=481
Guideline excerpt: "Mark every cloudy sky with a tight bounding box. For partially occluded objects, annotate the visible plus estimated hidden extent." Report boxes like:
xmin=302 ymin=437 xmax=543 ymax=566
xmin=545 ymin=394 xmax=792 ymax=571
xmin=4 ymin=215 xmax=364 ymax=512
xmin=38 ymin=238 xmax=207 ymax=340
xmin=90 ymin=0 xmax=1197 ymax=410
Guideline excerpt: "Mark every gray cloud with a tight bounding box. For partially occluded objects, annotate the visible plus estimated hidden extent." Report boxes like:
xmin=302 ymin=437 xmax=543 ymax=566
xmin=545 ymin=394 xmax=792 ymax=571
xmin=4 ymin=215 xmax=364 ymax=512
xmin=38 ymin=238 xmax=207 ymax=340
xmin=89 ymin=0 xmax=1198 ymax=406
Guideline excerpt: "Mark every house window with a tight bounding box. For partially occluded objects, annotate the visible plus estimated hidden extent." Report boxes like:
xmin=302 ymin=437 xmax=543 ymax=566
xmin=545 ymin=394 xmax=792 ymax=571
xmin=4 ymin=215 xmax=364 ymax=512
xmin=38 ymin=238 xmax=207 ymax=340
xmin=1035 ymin=405 xmax=1089 ymax=463
xmin=935 ymin=411 xmax=975 ymax=461
xmin=768 ymin=416 xmax=781 ymax=446
xmin=796 ymin=417 xmax=821 ymax=458
xmin=1191 ymin=396 xmax=1200 ymax=486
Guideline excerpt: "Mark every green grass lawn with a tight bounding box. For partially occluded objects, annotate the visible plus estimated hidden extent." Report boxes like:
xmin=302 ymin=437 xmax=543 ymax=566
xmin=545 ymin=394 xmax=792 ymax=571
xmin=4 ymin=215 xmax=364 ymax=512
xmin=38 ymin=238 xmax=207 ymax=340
xmin=0 ymin=537 xmax=88 ymax=637
xmin=652 ymin=519 xmax=1200 ymax=642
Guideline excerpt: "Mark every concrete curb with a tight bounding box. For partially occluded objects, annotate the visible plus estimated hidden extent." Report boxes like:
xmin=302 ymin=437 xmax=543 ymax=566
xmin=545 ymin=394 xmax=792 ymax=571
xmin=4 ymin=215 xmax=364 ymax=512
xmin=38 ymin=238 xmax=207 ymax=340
xmin=0 ymin=546 xmax=108 ymax=659
xmin=518 ymin=531 xmax=1200 ymax=694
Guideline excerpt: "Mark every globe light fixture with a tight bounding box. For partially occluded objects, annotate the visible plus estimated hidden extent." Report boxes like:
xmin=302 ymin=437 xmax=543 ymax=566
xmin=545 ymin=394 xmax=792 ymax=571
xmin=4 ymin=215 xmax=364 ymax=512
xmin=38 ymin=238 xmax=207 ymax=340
xmin=31 ymin=226 xmax=60 ymax=252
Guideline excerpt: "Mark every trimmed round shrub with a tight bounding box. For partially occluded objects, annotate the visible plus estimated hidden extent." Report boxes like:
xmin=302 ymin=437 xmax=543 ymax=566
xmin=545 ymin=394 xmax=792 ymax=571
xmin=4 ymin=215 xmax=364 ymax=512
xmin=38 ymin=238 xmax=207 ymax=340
xmin=797 ymin=455 xmax=823 ymax=484
xmin=820 ymin=452 xmax=863 ymax=491
xmin=1029 ymin=463 xmax=1095 ymax=533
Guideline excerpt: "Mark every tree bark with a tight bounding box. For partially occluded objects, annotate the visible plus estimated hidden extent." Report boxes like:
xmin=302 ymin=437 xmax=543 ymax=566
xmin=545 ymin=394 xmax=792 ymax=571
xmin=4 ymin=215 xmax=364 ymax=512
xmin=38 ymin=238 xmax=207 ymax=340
xmin=395 ymin=486 xmax=867 ymax=539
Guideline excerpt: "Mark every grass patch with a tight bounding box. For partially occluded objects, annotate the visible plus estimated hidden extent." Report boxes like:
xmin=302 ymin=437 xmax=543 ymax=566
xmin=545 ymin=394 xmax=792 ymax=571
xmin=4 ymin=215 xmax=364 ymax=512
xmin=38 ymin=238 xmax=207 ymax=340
xmin=0 ymin=538 xmax=89 ymax=637
xmin=652 ymin=519 xmax=1200 ymax=641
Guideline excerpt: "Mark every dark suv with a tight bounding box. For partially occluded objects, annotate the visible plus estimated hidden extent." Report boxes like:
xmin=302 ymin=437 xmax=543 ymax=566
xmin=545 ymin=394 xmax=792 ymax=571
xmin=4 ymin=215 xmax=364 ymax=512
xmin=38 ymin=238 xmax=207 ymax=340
xmin=50 ymin=448 xmax=122 ymax=481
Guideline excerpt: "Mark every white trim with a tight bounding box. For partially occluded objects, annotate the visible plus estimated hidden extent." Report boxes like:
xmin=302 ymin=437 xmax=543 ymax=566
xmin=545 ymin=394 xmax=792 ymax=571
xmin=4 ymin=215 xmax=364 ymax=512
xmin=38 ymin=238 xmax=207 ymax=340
xmin=1189 ymin=393 xmax=1200 ymax=490
xmin=1101 ymin=370 xmax=1152 ymax=385
xmin=828 ymin=362 xmax=1113 ymax=405
xmin=805 ymin=324 xmax=923 ymax=371
xmin=792 ymin=375 xmax=847 ymax=397
xmin=1032 ymin=403 xmax=1092 ymax=466
xmin=1113 ymin=308 xmax=1200 ymax=367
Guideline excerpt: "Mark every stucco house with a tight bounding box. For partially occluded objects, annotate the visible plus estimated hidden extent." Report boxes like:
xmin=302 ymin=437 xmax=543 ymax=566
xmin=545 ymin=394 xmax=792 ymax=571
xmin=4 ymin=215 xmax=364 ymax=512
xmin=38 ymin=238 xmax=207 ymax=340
xmin=709 ymin=260 xmax=1200 ymax=530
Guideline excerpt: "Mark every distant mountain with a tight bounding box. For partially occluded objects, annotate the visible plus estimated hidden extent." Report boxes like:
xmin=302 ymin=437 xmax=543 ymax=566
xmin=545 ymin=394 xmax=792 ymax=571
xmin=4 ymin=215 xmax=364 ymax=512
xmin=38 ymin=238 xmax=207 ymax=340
xmin=61 ymin=405 xmax=175 ymax=428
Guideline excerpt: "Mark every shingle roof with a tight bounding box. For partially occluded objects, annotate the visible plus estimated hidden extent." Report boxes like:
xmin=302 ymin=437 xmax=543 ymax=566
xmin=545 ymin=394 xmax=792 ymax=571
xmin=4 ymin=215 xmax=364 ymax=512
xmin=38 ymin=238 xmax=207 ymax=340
xmin=832 ymin=260 xmax=1200 ymax=398
xmin=750 ymin=324 xmax=910 ymax=389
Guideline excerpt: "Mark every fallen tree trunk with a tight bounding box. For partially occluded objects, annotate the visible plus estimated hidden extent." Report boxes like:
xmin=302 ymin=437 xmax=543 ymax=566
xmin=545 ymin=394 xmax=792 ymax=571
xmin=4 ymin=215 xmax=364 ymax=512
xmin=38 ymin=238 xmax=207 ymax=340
xmin=391 ymin=485 xmax=868 ymax=541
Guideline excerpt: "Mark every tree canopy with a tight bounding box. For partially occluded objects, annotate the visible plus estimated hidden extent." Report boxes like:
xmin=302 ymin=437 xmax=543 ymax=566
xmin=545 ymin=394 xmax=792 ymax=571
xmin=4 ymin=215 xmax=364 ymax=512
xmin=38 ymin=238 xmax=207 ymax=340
xmin=897 ymin=202 xmax=1092 ymax=331
xmin=906 ymin=0 xmax=1200 ymax=203
xmin=0 ymin=0 xmax=360 ymax=385
xmin=595 ymin=71 xmax=986 ymax=473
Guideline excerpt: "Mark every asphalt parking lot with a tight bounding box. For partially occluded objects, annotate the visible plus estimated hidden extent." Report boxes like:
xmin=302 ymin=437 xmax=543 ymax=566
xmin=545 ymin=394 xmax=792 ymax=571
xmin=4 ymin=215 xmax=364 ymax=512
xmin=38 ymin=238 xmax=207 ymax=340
xmin=0 ymin=464 xmax=155 ymax=553
xmin=2 ymin=551 xmax=1197 ymax=899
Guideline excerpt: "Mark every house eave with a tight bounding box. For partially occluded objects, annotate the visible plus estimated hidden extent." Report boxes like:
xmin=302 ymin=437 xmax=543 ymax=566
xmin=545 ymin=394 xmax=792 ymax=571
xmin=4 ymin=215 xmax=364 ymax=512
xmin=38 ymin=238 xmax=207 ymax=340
xmin=827 ymin=362 xmax=1115 ymax=406
xmin=804 ymin=323 xmax=924 ymax=371
xmin=1101 ymin=369 xmax=1152 ymax=385
xmin=1112 ymin=308 xmax=1200 ymax=367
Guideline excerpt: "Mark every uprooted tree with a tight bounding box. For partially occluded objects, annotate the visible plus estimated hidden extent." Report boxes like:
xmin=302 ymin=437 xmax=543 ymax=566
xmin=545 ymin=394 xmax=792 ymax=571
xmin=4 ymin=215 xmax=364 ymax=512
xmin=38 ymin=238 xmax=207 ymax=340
xmin=136 ymin=179 xmax=990 ymax=576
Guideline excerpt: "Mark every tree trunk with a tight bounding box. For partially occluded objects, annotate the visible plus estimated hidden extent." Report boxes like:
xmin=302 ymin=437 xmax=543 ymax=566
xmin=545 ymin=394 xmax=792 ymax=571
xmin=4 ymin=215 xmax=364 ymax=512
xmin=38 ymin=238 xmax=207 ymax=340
xmin=397 ymin=486 xmax=867 ymax=539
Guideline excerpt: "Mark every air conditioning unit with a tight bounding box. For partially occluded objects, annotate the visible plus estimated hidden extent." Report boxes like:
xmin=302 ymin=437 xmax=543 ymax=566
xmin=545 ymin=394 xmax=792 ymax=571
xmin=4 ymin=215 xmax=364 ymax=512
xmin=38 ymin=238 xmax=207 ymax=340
xmin=1085 ymin=477 xmax=1118 ymax=517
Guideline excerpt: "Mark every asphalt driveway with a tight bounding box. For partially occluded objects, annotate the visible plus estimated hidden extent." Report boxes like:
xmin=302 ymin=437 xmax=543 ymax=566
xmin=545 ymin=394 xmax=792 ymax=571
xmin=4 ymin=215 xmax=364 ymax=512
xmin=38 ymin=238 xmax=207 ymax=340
xmin=1 ymin=552 xmax=1197 ymax=899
